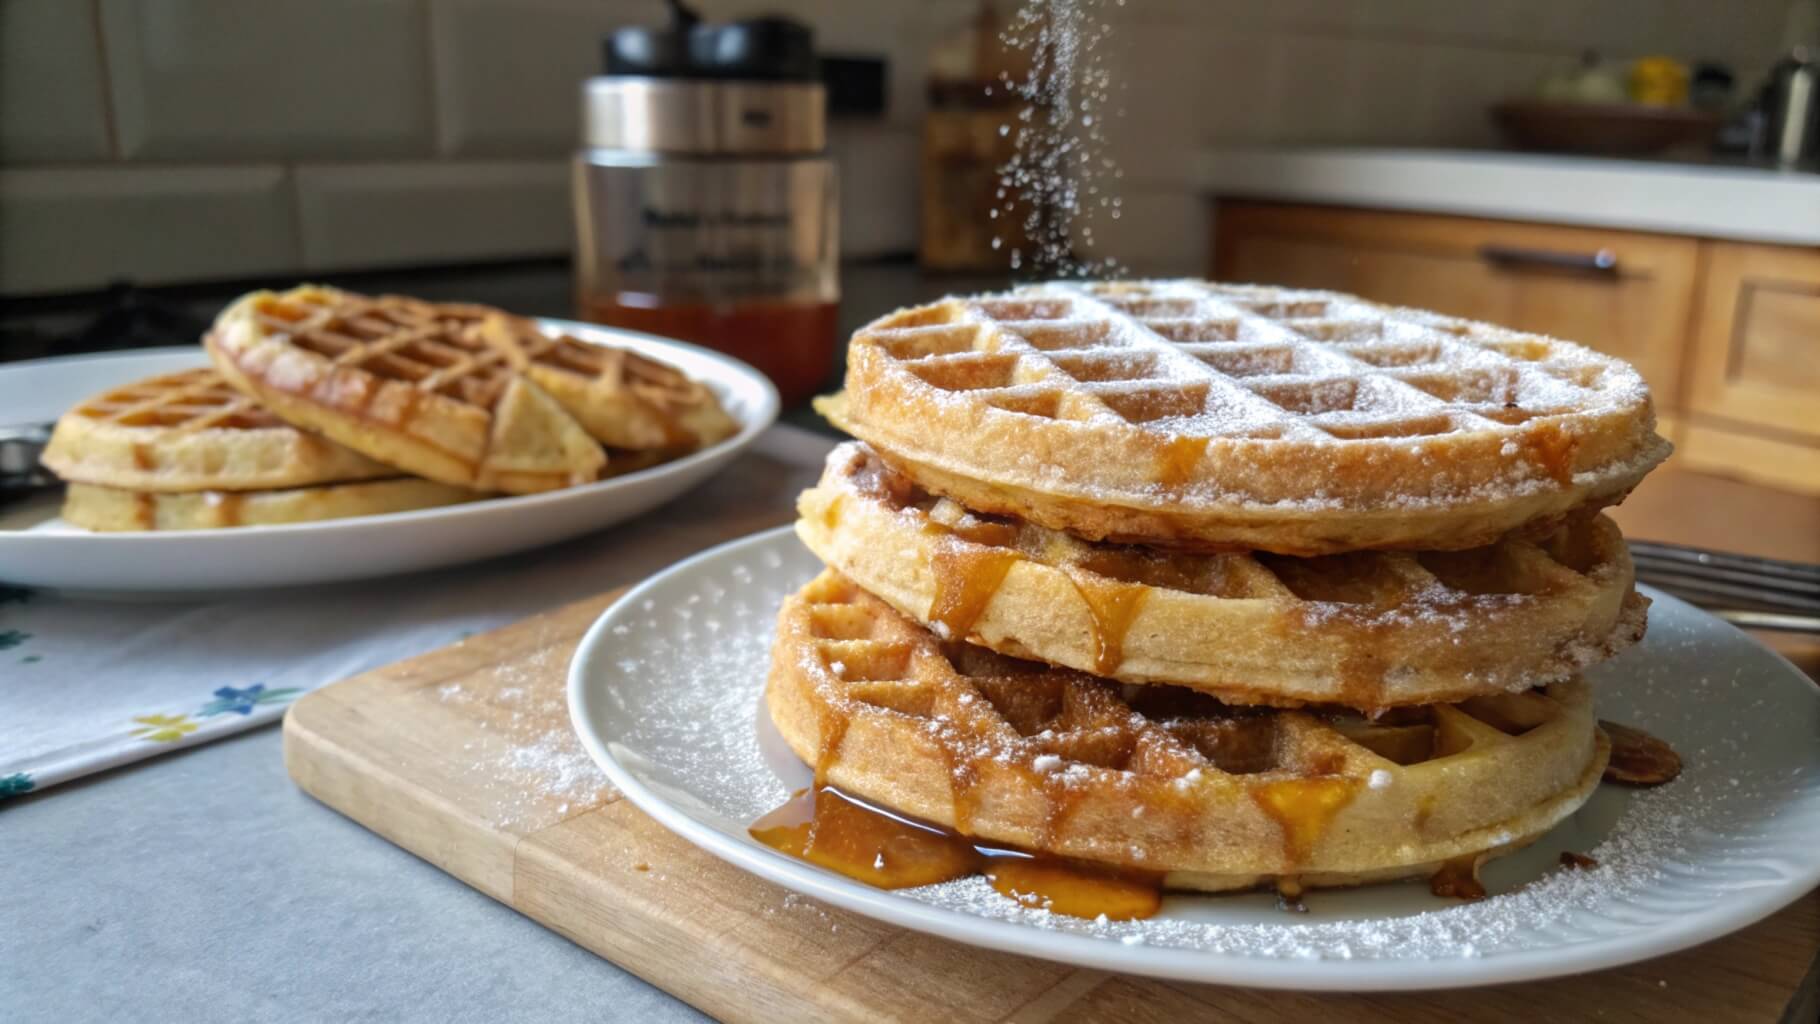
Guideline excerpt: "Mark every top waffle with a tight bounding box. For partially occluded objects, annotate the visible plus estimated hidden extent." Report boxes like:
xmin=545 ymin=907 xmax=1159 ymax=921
xmin=41 ymin=368 xmax=396 ymax=492
xmin=479 ymin=314 xmax=738 ymax=453
xmin=823 ymin=280 xmax=1671 ymax=555
xmin=207 ymin=286 xmax=605 ymax=494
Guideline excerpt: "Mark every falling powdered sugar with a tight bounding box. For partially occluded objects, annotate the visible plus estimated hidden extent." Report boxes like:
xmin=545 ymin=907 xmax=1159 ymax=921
xmin=994 ymin=0 xmax=1125 ymax=276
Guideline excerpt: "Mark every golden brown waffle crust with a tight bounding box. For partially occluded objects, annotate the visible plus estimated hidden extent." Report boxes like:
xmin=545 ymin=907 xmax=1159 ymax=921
xmin=799 ymin=443 xmax=1646 ymax=711
xmin=769 ymin=571 xmax=1607 ymax=884
xmin=207 ymin=287 xmax=604 ymax=494
xmin=41 ymin=369 xmax=396 ymax=492
xmin=62 ymin=478 xmax=475 ymax=531
xmin=828 ymin=280 xmax=1671 ymax=555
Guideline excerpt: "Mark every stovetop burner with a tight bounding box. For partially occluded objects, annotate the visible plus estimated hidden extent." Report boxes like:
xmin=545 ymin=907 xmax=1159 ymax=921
xmin=1 ymin=282 xmax=215 ymax=364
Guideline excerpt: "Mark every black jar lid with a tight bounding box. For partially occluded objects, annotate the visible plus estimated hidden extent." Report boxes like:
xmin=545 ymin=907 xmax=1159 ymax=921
xmin=605 ymin=0 xmax=816 ymax=81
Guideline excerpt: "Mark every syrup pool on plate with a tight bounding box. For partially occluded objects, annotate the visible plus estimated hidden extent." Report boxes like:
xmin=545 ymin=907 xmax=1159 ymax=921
xmin=750 ymin=785 xmax=1164 ymax=921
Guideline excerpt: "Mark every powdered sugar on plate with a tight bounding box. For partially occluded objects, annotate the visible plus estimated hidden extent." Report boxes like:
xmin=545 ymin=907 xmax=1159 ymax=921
xmin=438 ymin=632 xmax=613 ymax=829
xmin=569 ymin=526 xmax=1820 ymax=984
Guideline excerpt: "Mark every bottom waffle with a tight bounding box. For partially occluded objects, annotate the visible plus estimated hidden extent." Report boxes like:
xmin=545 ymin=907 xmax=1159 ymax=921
xmin=768 ymin=570 xmax=1608 ymax=891
xmin=63 ymin=478 xmax=475 ymax=532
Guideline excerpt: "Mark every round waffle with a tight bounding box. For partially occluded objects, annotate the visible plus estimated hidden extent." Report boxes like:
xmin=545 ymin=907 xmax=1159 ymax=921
xmin=822 ymin=279 xmax=1671 ymax=555
xmin=41 ymin=368 xmax=397 ymax=492
xmin=206 ymin=286 xmax=604 ymax=494
xmin=63 ymin=477 xmax=474 ymax=532
xmin=769 ymin=571 xmax=1608 ymax=891
xmin=478 ymin=313 xmax=738 ymax=453
xmin=797 ymin=443 xmax=1646 ymax=711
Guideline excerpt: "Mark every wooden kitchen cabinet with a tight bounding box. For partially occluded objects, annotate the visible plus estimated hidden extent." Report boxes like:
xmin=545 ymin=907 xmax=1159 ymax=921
xmin=1212 ymin=201 xmax=1820 ymax=495
xmin=1680 ymin=242 xmax=1820 ymax=494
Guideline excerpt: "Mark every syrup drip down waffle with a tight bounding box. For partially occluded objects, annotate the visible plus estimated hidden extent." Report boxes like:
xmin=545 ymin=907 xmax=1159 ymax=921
xmin=822 ymin=280 xmax=1670 ymax=556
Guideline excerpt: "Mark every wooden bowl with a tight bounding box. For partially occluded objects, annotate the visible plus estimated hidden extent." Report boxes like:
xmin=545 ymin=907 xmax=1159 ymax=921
xmin=1492 ymin=101 xmax=1720 ymax=156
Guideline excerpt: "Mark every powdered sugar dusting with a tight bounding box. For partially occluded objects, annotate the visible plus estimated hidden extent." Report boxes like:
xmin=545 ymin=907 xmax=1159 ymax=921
xmin=438 ymin=634 xmax=612 ymax=829
xmin=578 ymin=532 xmax=1820 ymax=971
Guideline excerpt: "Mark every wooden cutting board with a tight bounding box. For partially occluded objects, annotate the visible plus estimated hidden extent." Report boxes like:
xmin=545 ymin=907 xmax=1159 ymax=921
xmin=284 ymin=590 xmax=1820 ymax=1023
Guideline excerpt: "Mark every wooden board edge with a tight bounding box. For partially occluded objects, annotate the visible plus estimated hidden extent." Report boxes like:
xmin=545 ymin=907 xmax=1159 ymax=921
xmin=284 ymin=691 xmax=520 ymax=904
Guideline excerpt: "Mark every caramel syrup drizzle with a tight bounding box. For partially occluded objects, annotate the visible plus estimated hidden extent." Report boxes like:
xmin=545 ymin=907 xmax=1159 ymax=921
xmin=1064 ymin=572 xmax=1150 ymax=677
xmin=921 ymin=519 xmax=1149 ymax=677
xmin=1428 ymin=854 xmax=1487 ymax=901
xmin=927 ymin=547 xmax=1019 ymax=640
xmin=1249 ymin=777 xmax=1360 ymax=865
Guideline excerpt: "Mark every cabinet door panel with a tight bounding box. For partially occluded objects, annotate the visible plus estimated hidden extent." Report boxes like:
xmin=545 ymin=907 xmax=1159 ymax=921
xmin=1212 ymin=203 xmax=1697 ymax=407
xmin=1687 ymin=243 xmax=1820 ymax=442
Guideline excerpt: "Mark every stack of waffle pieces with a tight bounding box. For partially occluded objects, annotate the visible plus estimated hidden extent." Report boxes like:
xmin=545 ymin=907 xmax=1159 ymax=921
xmin=768 ymin=279 xmax=1673 ymax=899
xmin=41 ymin=285 xmax=737 ymax=531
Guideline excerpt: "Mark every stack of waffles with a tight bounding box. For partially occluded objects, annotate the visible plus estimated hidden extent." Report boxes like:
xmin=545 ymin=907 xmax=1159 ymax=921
xmin=42 ymin=285 xmax=736 ymax=531
xmin=768 ymin=279 xmax=1675 ymax=901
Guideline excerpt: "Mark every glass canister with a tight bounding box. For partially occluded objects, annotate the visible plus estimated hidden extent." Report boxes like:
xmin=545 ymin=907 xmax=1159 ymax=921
xmin=574 ymin=4 xmax=839 ymax=405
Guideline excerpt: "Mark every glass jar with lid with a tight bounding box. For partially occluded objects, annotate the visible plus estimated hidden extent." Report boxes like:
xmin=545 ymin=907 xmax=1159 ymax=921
xmin=575 ymin=1 xmax=839 ymax=405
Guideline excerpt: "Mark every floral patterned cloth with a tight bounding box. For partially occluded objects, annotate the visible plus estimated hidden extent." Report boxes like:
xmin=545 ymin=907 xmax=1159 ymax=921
xmin=0 ymin=427 xmax=834 ymax=799
xmin=0 ymin=576 xmax=518 ymax=796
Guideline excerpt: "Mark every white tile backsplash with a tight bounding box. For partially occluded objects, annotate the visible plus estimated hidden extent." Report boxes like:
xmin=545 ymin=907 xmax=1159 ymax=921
xmin=430 ymin=0 xmax=645 ymax=156
xmin=294 ymin=161 xmax=568 ymax=271
xmin=100 ymin=0 xmax=434 ymax=159
xmin=0 ymin=166 xmax=297 ymax=294
xmin=1073 ymin=186 xmax=1208 ymax=277
xmin=1272 ymin=34 xmax=1360 ymax=143
xmin=0 ymin=0 xmax=113 ymax=161
xmin=0 ymin=0 xmax=1797 ymax=293
xmin=829 ymin=125 xmax=918 ymax=257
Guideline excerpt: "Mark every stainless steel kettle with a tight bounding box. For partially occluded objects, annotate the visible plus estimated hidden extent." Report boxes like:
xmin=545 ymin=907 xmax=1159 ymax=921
xmin=1765 ymin=47 xmax=1819 ymax=167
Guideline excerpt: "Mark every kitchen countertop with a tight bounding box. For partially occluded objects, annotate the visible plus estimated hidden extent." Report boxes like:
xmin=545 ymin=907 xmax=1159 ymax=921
xmin=1195 ymin=147 xmax=1820 ymax=246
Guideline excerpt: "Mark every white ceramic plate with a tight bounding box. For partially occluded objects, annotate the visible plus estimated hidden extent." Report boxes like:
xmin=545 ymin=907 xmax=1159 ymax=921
xmin=569 ymin=526 xmax=1820 ymax=991
xmin=0 ymin=323 xmax=778 ymax=595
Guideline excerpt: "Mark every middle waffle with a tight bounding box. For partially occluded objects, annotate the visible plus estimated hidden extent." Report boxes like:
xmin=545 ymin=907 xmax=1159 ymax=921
xmin=798 ymin=442 xmax=1646 ymax=711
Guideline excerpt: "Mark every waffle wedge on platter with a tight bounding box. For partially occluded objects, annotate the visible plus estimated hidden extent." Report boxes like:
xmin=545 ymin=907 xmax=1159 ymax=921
xmin=756 ymin=279 xmax=1680 ymax=918
xmin=479 ymin=313 xmax=740 ymax=454
xmin=26 ymin=286 xmax=753 ymax=539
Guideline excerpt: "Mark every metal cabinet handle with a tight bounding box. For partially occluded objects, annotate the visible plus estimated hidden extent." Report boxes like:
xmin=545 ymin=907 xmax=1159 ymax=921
xmin=1478 ymin=244 xmax=1619 ymax=274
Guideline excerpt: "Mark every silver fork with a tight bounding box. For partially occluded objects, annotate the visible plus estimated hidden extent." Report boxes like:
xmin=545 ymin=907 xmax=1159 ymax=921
xmin=1628 ymin=539 xmax=1820 ymax=636
xmin=0 ymin=422 xmax=58 ymax=493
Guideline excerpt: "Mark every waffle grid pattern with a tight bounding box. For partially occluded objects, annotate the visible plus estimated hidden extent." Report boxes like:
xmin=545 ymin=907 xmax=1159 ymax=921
xmin=250 ymin=292 xmax=517 ymax=410
xmin=864 ymin=280 xmax=1641 ymax=445
xmin=72 ymin=368 xmax=285 ymax=433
